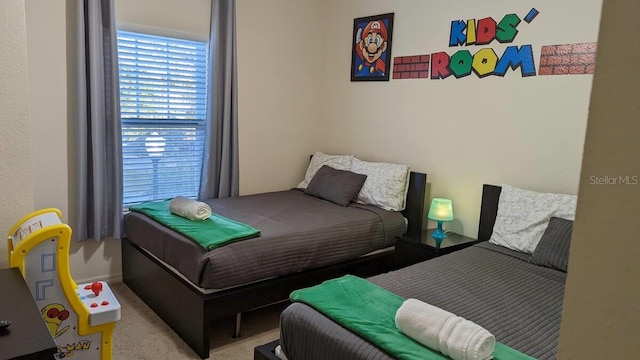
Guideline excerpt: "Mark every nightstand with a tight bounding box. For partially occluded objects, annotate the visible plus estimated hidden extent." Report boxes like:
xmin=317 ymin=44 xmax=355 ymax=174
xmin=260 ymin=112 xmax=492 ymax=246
xmin=395 ymin=229 xmax=480 ymax=268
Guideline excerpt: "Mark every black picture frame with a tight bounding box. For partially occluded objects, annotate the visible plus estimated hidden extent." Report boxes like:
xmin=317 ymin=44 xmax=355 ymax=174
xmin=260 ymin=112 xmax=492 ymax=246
xmin=351 ymin=13 xmax=394 ymax=82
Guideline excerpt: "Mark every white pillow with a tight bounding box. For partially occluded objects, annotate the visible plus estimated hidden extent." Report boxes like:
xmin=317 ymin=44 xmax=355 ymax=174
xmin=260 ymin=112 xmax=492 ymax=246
xmin=489 ymin=184 xmax=577 ymax=254
xmin=350 ymin=158 xmax=410 ymax=211
xmin=297 ymin=151 xmax=354 ymax=189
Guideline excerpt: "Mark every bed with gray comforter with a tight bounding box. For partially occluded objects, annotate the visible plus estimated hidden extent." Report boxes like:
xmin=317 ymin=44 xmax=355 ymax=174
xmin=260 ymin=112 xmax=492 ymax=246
xmin=124 ymin=189 xmax=406 ymax=290
xmin=279 ymin=242 xmax=567 ymax=360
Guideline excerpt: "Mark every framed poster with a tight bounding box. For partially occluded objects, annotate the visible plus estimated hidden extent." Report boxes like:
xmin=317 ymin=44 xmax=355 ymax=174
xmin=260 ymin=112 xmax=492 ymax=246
xmin=351 ymin=13 xmax=394 ymax=81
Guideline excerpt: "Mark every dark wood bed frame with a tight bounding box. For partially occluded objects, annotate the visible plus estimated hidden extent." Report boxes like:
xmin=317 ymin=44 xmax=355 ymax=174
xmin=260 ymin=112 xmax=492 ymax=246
xmin=253 ymin=183 xmax=503 ymax=360
xmin=122 ymin=171 xmax=427 ymax=359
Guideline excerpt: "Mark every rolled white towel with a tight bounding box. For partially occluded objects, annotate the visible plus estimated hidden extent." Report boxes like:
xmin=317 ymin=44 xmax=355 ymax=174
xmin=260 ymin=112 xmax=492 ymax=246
xmin=169 ymin=196 xmax=212 ymax=220
xmin=395 ymin=298 xmax=495 ymax=360
xmin=274 ymin=345 xmax=289 ymax=360
xmin=395 ymin=298 xmax=454 ymax=351
xmin=439 ymin=315 xmax=495 ymax=360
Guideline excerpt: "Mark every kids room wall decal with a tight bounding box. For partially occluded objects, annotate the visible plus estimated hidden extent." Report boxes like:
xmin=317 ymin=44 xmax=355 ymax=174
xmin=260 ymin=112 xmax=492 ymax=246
xmin=391 ymin=7 xmax=597 ymax=80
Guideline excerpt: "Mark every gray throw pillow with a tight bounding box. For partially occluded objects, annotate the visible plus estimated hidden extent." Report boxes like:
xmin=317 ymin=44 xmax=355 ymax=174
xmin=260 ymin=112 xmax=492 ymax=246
xmin=304 ymin=165 xmax=367 ymax=206
xmin=530 ymin=217 xmax=574 ymax=272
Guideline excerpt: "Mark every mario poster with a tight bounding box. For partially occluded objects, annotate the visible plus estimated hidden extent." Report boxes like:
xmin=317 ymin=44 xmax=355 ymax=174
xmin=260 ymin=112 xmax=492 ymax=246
xmin=351 ymin=13 xmax=394 ymax=81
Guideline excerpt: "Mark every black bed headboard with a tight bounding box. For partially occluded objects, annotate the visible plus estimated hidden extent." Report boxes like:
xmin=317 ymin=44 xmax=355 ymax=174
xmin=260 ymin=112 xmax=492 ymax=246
xmin=477 ymin=184 xmax=502 ymax=241
xmin=402 ymin=171 xmax=427 ymax=239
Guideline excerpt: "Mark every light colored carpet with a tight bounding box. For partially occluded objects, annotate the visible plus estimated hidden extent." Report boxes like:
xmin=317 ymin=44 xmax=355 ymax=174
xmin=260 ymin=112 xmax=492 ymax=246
xmin=110 ymin=281 xmax=283 ymax=359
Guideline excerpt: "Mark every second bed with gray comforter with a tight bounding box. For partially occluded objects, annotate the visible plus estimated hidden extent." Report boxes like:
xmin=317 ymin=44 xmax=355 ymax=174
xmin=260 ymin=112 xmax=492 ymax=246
xmin=280 ymin=242 xmax=567 ymax=360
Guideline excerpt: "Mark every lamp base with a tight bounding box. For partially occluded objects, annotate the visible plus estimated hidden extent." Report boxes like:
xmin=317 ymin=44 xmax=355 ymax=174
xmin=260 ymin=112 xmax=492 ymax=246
xmin=431 ymin=221 xmax=449 ymax=250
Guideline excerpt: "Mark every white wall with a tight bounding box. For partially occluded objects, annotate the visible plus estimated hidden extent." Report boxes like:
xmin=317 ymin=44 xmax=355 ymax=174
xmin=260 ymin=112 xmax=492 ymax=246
xmin=25 ymin=0 xmax=68 ymax=216
xmin=236 ymin=0 xmax=326 ymax=194
xmin=319 ymin=0 xmax=602 ymax=237
xmin=0 ymin=1 xmax=34 ymax=270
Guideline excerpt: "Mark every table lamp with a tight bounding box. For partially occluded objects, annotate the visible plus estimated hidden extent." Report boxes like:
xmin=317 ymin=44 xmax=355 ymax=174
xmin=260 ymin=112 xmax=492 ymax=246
xmin=427 ymin=198 xmax=454 ymax=250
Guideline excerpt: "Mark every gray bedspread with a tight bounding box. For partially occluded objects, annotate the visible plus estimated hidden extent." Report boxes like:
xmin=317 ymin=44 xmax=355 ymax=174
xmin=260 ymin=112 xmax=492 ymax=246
xmin=280 ymin=242 xmax=567 ymax=360
xmin=123 ymin=189 xmax=406 ymax=289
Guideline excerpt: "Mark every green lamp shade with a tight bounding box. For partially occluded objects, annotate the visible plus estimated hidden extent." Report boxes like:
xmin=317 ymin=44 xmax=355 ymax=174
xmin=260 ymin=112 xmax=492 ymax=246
xmin=428 ymin=198 xmax=454 ymax=221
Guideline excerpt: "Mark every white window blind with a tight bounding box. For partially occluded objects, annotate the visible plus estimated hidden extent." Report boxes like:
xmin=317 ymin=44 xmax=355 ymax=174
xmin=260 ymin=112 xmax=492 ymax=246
xmin=117 ymin=31 xmax=208 ymax=206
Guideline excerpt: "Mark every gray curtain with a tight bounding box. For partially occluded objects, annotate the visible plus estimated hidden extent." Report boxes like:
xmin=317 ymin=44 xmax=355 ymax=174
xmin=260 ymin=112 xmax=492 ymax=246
xmin=199 ymin=0 xmax=240 ymax=199
xmin=70 ymin=0 xmax=123 ymax=241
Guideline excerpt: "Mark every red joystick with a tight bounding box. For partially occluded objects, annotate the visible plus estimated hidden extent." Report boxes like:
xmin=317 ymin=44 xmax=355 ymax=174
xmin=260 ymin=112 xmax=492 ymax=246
xmin=91 ymin=281 xmax=103 ymax=297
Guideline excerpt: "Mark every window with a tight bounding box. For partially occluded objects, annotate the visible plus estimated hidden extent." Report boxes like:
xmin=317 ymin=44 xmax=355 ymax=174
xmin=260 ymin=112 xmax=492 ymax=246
xmin=117 ymin=31 xmax=208 ymax=206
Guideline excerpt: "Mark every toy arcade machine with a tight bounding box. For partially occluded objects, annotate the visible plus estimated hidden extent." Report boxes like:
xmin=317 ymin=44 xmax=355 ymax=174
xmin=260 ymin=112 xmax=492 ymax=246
xmin=7 ymin=208 xmax=121 ymax=359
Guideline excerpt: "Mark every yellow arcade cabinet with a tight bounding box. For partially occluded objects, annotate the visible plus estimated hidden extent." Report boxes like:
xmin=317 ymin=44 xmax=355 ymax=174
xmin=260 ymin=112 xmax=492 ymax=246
xmin=7 ymin=208 xmax=121 ymax=359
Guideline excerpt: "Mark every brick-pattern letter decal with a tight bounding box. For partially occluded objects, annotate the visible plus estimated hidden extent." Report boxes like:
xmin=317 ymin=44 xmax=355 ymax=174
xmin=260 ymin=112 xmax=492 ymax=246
xmin=393 ymin=55 xmax=431 ymax=79
xmin=539 ymin=42 xmax=597 ymax=75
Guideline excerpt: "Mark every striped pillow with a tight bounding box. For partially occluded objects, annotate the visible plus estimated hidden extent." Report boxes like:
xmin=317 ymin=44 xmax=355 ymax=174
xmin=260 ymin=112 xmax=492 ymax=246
xmin=530 ymin=217 xmax=574 ymax=272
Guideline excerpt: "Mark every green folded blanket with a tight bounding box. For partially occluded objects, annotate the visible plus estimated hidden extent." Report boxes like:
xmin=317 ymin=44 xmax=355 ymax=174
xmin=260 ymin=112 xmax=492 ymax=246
xmin=290 ymin=275 xmax=534 ymax=360
xmin=129 ymin=200 xmax=261 ymax=250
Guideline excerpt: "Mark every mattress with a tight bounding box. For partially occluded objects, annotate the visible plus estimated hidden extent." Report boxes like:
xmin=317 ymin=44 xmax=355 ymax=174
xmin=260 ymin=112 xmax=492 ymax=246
xmin=279 ymin=242 xmax=567 ymax=360
xmin=123 ymin=189 xmax=406 ymax=289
